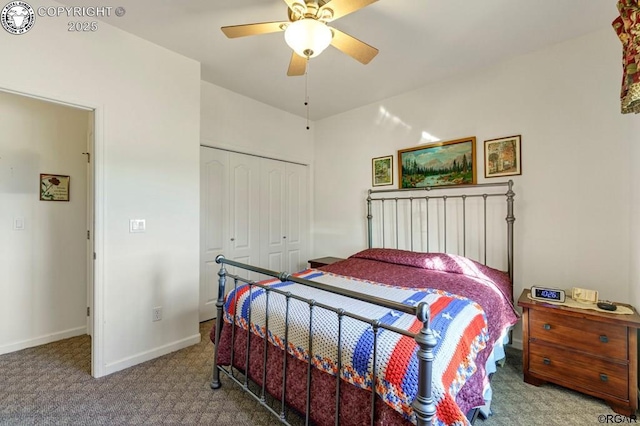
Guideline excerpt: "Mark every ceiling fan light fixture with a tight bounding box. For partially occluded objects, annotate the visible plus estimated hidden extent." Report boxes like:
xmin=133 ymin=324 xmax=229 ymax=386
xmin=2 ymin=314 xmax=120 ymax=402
xmin=284 ymin=18 xmax=332 ymax=58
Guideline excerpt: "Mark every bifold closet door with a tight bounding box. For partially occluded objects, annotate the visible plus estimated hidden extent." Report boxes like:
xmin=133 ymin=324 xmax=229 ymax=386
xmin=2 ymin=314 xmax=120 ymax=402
xmin=260 ymin=159 xmax=308 ymax=274
xmin=260 ymin=159 xmax=286 ymax=272
xmin=200 ymin=147 xmax=229 ymax=322
xmin=200 ymin=148 xmax=307 ymax=320
xmin=200 ymin=148 xmax=261 ymax=321
xmin=284 ymin=162 xmax=308 ymax=272
xmin=227 ymin=153 xmax=261 ymax=279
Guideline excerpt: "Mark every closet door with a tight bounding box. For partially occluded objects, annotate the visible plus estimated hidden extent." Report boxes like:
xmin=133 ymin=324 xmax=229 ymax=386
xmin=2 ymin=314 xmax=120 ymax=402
xmin=260 ymin=159 xmax=286 ymax=272
xmin=260 ymin=159 xmax=309 ymax=273
xmin=200 ymin=149 xmax=261 ymax=321
xmin=228 ymin=152 xmax=261 ymax=280
xmin=199 ymin=147 xmax=229 ymax=321
xmin=200 ymin=149 xmax=307 ymax=321
xmin=284 ymin=162 xmax=308 ymax=272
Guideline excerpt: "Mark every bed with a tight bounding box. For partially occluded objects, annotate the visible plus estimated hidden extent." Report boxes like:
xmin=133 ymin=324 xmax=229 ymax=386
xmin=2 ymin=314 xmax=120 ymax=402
xmin=210 ymin=180 xmax=518 ymax=426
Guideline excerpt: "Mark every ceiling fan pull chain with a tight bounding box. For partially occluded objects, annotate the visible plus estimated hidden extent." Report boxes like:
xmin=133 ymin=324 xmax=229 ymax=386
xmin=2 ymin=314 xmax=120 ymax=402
xmin=305 ymin=56 xmax=310 ymax=130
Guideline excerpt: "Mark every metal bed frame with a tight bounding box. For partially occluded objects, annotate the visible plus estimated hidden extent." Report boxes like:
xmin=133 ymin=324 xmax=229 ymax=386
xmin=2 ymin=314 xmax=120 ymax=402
xmin=367 ymin=180 xmax=515 ymax=282
xmin=211 ymin=180 xmax=515 ymax=426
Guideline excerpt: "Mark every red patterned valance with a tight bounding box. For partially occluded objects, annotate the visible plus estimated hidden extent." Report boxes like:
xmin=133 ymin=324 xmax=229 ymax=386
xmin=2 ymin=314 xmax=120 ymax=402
xmin=612 ymin=0 xmax=640 ymax=114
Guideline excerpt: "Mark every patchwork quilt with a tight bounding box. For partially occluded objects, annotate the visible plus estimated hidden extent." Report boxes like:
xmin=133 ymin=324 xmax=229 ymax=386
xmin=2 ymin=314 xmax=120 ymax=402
xmin=223 ymin=270 xmax=489 ymax=426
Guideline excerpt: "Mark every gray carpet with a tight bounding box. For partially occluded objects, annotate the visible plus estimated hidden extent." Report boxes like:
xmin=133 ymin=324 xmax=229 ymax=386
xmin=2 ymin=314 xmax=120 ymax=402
xmin=0 ymin=321 xmax=633 ymax=425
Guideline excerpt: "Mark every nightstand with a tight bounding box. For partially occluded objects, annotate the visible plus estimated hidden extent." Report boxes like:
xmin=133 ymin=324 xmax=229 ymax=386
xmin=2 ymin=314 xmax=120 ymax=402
xmin=518 ymin=289 xmax=640 ymax=416
xmin=308 ymin=256 xmax=345 ymax=268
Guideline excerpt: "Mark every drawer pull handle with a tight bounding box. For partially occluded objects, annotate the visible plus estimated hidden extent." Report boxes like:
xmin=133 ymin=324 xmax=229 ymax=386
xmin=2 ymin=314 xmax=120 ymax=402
xmin=600 ymin=373 xmax=608 ymax=382
xmin=543 ymin=358 xmax=551 ymax=365
xmin=599 ymin=335 xmax=608 ymax=343
xmin=543 ymin=324 xmax=551 ymax=330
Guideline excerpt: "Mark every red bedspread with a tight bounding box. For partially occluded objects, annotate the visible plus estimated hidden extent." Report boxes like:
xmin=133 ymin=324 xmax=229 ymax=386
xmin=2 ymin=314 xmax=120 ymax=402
xmin=212 ymin=248 xmax=519 ymax=425
xmin=322 ymin=249 xmax=520 ymax=413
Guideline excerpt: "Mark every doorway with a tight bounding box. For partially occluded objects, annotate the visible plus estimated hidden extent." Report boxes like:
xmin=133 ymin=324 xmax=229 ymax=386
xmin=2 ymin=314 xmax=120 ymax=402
xmin=0 ymin=89 xmax=97 ymax=375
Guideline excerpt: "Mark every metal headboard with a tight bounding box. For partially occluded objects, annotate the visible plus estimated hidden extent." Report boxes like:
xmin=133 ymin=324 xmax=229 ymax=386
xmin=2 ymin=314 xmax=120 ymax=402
xmin=366 ymin=180 xmax=515 ymax=282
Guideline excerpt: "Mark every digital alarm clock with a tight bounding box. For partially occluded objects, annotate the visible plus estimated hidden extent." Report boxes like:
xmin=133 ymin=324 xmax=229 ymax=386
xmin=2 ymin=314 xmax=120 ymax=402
xmin=530 ymin=286 xmax=566 ymax=303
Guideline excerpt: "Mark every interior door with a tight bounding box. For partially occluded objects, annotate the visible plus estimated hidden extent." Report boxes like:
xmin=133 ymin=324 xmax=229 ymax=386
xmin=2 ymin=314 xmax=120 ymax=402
xmin=199 ymin=149 xmax=305 ymax=320
xmin=260 ymin=158 xmax=286 ymax=272
xmin=228 ymin=152 xmax=261 ymax=280
xmin=199 ymin=147 xmax=229 ymax=321
xmin=285 ymin=162 xmax=308 ymax=272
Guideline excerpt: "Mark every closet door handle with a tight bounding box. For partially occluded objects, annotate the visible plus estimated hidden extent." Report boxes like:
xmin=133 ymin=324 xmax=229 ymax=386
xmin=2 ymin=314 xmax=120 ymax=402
xmin=282 ymin=236 xmax=286 ymax=239
xmin=230 ymin=238 xmax=235 ymax=242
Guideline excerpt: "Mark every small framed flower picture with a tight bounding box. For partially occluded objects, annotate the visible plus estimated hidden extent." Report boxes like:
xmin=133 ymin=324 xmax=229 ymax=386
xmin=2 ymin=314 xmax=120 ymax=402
xmin=40 ymin=174 xmax=70 ymax=201
xmin=372 ymin=155 xmax=393 ymax=187
xmin=484 ymin=135 xmax=522 ymax=178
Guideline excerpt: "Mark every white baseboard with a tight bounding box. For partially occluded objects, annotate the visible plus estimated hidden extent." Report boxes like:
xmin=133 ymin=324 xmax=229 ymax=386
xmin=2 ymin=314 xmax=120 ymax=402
xmin=0 ymin=326 xmax=87 ymax=355
xmin=103 ymin=333 xmax=201 ymax=376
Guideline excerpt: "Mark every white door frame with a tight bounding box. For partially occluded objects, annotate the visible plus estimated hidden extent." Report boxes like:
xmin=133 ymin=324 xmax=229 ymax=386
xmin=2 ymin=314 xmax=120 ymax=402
xmin=86 ymin=112 xmax=95 ymax=337
xmin=0 ymin=86 xmax=105 ymax=378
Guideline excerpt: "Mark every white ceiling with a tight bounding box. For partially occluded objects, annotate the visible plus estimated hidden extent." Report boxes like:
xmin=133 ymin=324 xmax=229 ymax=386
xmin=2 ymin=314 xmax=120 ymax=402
xmin=66 ymin=0 xmax=617 ymax=120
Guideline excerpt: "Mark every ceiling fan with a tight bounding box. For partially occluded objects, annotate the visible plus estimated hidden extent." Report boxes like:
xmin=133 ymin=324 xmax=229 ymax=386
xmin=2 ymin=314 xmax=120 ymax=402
xmin=221 ymin=0 xmax=379 ymax=76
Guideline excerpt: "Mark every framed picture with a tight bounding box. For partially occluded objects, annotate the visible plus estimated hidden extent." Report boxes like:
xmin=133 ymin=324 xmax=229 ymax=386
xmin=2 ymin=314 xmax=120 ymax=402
xmin=40 ymin=174 xmax=70 ymax=201
xmin=398 ymin=137 xmax=476 ymax=188
xmin=372 ymin=155 xmax=393 ymax=187
xmin=484 ymin=135 xmax=521 ymax=178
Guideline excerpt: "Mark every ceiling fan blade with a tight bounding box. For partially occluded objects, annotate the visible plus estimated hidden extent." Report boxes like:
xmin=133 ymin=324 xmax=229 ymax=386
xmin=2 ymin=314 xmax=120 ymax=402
xmin=319 ymin=0 xmax=378 ymax=22
xmin=221 ymin=21 xmax=287 ymax=38
xmin=330 ymin=28 xmax=378 ymax=64
xmin=287 ymin=52 xmax=307 ymax=76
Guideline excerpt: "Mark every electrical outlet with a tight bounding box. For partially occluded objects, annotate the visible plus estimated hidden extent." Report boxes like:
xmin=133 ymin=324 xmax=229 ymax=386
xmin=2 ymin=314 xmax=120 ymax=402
xmin=130 ymin=219 xmax=146 ymax=233
xmin=152 ymin=306 xmax=162 ymax=322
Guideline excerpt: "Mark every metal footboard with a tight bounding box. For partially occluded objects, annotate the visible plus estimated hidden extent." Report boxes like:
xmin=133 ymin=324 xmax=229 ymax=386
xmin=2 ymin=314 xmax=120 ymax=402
xmin=211 ymin=256 xmax=437 ymax=426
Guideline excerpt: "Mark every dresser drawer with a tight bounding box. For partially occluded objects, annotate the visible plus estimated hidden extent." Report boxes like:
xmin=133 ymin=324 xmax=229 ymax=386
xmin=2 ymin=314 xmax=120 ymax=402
xmin=529 ymin=309 xmax=627 ymax=360
xmin=529 ymin=342 xmax=629 ymax=400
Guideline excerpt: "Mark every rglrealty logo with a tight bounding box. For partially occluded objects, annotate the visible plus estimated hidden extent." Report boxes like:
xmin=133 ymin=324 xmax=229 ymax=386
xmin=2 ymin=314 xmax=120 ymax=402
xmin=1 ymin=1 xmax=35 ymax=34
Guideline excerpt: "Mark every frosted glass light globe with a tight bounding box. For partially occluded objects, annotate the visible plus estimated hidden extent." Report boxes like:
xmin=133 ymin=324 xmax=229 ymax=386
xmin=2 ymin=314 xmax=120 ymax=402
xmin=284 ymin=19 xmax=333 ymax=58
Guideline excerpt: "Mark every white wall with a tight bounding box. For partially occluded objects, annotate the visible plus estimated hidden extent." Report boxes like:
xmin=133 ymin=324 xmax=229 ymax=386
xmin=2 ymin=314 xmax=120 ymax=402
xmin=0 ymin=92 xmax=89 ymax=353
xmin=200 ymin=81 xmax=315 ymax=269
xmin=630 ymin=116 xmax=640 ymax=311
xmin=201 ymin=81 xmax=313 ymax=165
xmin=0 ymin=0 xmax=201 ymax=376
xmin=314 ymin=28 xmax=634 ymax=344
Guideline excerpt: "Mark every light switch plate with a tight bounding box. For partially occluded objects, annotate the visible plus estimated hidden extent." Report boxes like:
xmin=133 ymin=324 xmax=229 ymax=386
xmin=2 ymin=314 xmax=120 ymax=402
xmin=129 ymin=219 xmax=146 ymax=233
xmin=13 ymin=217 xmax=24 ymax=230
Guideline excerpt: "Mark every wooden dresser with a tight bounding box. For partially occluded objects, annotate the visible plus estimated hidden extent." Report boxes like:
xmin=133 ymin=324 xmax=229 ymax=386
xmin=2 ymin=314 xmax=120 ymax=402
xmin=518 ymin=289 xmax=640 ymax=417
